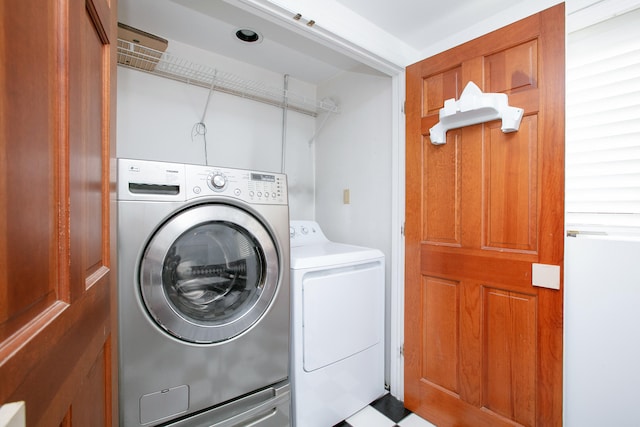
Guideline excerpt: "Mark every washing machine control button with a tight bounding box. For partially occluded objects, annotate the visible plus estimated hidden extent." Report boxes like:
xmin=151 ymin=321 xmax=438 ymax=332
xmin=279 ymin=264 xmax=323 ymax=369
xmin=301 ymin=226 xmax=308 ymax=235
xmin=208 ymin=173 xmax=227 ymax=191
xmin=290 ymin=227 xmax=295 ymax=238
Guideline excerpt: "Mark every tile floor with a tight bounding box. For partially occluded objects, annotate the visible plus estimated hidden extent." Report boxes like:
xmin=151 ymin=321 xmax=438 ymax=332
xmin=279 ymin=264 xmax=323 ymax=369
xmin=333 ymin=394 xmax=437 ymax=427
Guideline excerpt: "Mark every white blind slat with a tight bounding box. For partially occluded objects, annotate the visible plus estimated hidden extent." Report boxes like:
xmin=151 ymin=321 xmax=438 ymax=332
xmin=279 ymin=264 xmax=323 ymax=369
xmin=566 ymin=174 xmax=640 ymax=190
xmin=566 ymin=134 xmax=640 ymax=153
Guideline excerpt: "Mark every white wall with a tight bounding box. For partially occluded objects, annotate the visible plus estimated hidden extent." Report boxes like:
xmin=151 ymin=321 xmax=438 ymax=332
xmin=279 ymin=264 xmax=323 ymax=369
xmin=315 ymin=66 xmax=393 ymax=382
xmin=564 ymin=237 xmax=640 ymax=426
xmin=117 ymin=40 xmax=316 ymax=219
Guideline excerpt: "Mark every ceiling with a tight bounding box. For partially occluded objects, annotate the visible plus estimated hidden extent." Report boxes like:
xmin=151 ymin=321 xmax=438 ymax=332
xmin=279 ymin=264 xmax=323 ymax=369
xmin=117 ymin=0 xmax=546 ymax=85
xmin=324 ymin=0 xmax=531 ymax=50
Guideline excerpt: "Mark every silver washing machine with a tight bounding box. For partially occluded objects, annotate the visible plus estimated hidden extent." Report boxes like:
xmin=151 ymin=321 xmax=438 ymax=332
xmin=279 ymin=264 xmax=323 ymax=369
xmin=117 ymin=158 xmax=290 ymax=427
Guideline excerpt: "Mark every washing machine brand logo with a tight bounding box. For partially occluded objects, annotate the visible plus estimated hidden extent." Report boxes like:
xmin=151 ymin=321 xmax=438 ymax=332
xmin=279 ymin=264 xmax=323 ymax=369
xmin=165 ymin=169 xmax=180 ymax=174
xmin=128 ymin=166 xmax=140 ymax=172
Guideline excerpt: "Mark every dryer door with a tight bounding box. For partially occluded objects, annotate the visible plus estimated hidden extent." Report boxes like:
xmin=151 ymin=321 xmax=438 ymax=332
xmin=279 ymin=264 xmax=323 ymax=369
xmin=140 ymin=204 xmax=280 ymax=344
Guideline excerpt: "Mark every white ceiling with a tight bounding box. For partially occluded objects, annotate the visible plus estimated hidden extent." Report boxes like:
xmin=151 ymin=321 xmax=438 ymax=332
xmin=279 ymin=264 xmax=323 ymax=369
xmin=331 ymin=0 xmax=530 ymax=49
xmin=117 ymin=0 xmax=554 ymax=84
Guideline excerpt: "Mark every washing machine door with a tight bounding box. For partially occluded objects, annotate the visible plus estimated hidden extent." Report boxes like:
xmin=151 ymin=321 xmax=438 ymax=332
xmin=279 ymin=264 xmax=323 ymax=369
xmin=140 ymin=204 xmax=280 ymax=344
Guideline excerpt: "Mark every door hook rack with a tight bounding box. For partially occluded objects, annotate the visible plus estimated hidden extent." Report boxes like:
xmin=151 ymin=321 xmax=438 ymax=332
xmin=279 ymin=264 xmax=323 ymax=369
xmin=429 ymin=81 xmax=524 ymax=145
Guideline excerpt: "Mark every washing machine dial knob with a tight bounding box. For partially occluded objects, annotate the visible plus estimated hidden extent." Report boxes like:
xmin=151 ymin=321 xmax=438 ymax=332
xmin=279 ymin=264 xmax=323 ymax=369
xmin=209 ymin=173 xmax=227 ymax=190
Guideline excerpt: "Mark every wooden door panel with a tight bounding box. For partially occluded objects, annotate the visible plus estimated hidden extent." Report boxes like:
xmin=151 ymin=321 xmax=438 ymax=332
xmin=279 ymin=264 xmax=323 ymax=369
xmin=484 ymin=116 xmax=538 ymax=252
xmin=69 ymin=0 xmax=109 ymax=296
xmin=458 ymin=280 xmax=482 ymax=407
xmin=485 ymin=40 xmax=538 ymax=94
xmin=422 ymin=276 xmax=459 ymax=391
xmin=405 ymin=5 xmax=564 ymax=426
xmin=484 ymin=288 xmax=536 ymax=425
xmin=422 ymin=68 xmax=462 ymax=116
xmin=72 ymin=346 xmax=108 ymax=426
xmin=1 ymin=280 xmax=110 ymax=425
xmin=423 ymin=131 xmax=461 ymax=245
xmin=0 ymin=0 xmax=58 ymax=345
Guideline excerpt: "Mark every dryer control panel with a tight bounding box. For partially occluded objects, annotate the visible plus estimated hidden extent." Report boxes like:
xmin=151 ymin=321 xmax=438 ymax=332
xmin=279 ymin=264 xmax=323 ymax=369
xmin=290 ymin=220 xmax=328 ymax=247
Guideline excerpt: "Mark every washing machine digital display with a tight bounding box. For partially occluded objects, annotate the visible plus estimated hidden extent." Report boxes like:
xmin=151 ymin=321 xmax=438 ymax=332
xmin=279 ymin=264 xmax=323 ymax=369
xmin=250 ymin=173 xmax=275 ymax=182
xmin=140 ymin=204 xmax=279 ymax=344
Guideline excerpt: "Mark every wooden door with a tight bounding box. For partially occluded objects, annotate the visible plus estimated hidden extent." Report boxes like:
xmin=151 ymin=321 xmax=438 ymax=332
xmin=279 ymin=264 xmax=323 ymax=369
xmin=0 ymin=0 xmax=117 ymax=425
xmin=404 ymin=5 xmax=564 ymax=427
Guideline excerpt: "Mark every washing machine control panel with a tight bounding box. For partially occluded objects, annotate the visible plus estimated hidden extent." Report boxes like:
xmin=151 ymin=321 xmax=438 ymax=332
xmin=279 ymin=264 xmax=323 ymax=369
xmin=186 ymin=164 xmax=287 ymax=205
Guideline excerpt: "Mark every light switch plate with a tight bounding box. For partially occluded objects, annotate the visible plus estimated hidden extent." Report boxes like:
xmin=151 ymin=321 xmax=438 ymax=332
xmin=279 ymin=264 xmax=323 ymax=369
xmin=532 ymin=263 xmax=561 ymax=290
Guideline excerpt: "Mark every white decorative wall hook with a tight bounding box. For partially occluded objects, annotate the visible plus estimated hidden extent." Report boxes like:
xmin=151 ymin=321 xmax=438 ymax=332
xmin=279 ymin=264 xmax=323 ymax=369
xmin=429 ymin=81 xmax=524 ymax=145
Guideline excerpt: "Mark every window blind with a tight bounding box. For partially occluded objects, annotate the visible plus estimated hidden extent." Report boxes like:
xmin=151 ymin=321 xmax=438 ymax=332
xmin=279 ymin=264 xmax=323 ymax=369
xmin=566 ymin=5 xmax=640 ymax=236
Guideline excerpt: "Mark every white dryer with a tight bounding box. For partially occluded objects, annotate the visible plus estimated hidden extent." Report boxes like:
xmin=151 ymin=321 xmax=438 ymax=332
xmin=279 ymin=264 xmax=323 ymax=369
xmin=289 ymin=220 xmax=385 ymax=427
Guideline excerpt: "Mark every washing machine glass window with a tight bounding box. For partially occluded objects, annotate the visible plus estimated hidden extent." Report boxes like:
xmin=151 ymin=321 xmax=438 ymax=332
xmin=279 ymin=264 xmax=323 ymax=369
xmin=140 ymin=204 xmax=280 ymax=344
xmin=163 ymin=222 xmax=262 ymax=322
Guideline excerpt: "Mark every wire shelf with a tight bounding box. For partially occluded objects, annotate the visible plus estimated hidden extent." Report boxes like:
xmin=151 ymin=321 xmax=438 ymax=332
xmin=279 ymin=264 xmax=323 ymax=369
xmin=117 ymin=39 xmax=338 ymax=117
